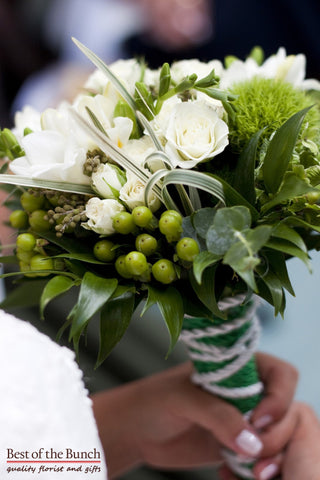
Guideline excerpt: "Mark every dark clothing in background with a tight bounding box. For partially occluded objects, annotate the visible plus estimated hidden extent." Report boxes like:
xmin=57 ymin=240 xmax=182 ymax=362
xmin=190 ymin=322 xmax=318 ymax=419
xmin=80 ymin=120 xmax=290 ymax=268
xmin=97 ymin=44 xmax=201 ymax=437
xmin=125 ymin=0 xmax=320 ymax=78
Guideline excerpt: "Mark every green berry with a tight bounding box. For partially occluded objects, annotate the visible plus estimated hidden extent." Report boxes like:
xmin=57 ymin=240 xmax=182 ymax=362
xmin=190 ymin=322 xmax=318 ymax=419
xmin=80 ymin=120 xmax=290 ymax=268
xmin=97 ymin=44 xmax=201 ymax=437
xmin=9 ymin=210 xmax=29 ymax=229
xmin=152 ymin=259 xmax=177 ymax=284
xmin=160 ymin=210 xmax=182 ymax=223
xmin=30 ymin=254 xmax=54 ymax=276
xmin=29 ymin=210 xmax=51 ymax=232
xmin=93 ymin=239 xmax=116 ymax=262
xmin=135 ymin=234 xmax=158 ymax=256
xmin=132 ymin=206 xmax=153 ymax=227
xmin=176 ymin=237 xmax=200 ymax=262
xmin=115 ymin=255 xmax=133 ymax=279
xmin=113 ymin=212 xmax=136 ymax=234
xmin=159 ymin=214 xmax=182 ymax=242
xmin=19 ymin=261 xmax=36 ymax=278
xmin=20 ymin=191 xmax=44 ymax=212
xmin=16 ymin=233 xmax=36 ymax=251
xmin=16 ymin=247 xmax=34 ymax=263
xmin=125 ymin=251 xmax=148 ymax=276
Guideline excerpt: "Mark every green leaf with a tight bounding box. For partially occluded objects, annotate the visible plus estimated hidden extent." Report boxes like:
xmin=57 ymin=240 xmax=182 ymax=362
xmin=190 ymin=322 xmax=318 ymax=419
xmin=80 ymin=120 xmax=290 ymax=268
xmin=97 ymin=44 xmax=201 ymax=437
xmin=0 ymin=279 xmax=48 ymax=309
xmin=206 ymin=206 xmax=251 ymax=255
xmin=31 ymin=230 xmax=92 ymax=254
xmin=263 ymin=106 xmax=312 ymax=193
xmin=97 ymin=286 xmax=136 ymax=367
xmin=262 ymin=172 xmax=319 ymax=213
xmin=256 ymin=266 xmax=284 ymax=316
xmin=40 ymin=275 xmax=75 ymax=319
xmin=263 ymin=249 xmax=295 ymax=296
xmin=69 ymin=272 xmax=118 ymax=343
xmin=271 ymin=224 xmax=307 ymax=252
xmin=193 ymin=251 xmax=222 ymax=284
xmin=159 ymin=63 xmax=171 ymax=97
xmin=0 ymin=174 xmax=94 ymax=195
xmin=192 ymin=207 xmax=216 ymax=239
xmin=144 ymin=285 xmax=184 ymax=357
xmin=190 ymin=266 xmax=226 ymax=319
xmin=233 ymin=129 xmax=265 ymax=204
xmin=206 ymin=173 xmax=259 ymax=220
xmin=55 ymin=252 xmax=107 ymax=264
xmin=266 ymin=238 xmax=311 ymax=270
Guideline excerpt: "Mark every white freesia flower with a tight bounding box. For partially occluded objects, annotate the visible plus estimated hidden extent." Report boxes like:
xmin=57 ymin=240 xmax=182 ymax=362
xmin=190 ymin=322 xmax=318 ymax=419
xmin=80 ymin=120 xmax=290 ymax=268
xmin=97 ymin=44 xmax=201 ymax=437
xmin=164 ymin=101 xmax=229 ymax=168
xmin=84 ymin=69 xmax=109 ymax=94
xmin=82 ymin=197 xmax=125 ymax=235
xmin=13 ymin=106 xmax=42 ymax=142
xmin=10 ymin=106 xmax=90 ymax=184
xmin=120 ymin=172 xmax=161 ymax=212
xmin=91 ymin=163 xmax=126 ymax=199
xmin=108 ymin=59 xmax=143 ymax=96
xmin=106 ymin=116 xmax=133 ymax=149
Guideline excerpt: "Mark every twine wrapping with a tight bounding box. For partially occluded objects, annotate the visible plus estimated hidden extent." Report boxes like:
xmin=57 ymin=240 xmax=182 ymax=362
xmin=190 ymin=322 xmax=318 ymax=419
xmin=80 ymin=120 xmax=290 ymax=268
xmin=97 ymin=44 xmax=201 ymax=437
xmin=180 ymin=295 xmax=263 ymax=480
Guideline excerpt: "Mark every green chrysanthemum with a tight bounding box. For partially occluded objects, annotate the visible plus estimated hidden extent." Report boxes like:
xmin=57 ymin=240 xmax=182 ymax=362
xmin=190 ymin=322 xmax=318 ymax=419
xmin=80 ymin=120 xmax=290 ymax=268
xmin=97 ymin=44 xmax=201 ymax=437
xmin=228 ymin=77 xmax=320 ymax=152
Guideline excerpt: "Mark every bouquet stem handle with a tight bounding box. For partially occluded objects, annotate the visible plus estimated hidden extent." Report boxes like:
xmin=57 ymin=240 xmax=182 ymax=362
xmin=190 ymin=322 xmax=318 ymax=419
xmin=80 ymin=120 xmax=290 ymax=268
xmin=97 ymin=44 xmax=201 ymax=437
xmin=180 ymin=296 xmax=264 ymax=479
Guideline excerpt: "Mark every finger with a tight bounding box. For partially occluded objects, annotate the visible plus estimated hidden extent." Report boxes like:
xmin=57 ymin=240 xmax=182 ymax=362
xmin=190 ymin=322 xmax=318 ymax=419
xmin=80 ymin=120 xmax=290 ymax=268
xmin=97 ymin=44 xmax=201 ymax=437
xmin=253 ymin=454 xmax=283 ymax=480
xmin=258 ymin=403 xmax=299 ymax=457
xmin=251 ymin=352 xmax=298 ymax=429
xmin=178 ymin=383 xmax=263 ymax=457
xmin=219 ymin=465 xmax=238 ymax=480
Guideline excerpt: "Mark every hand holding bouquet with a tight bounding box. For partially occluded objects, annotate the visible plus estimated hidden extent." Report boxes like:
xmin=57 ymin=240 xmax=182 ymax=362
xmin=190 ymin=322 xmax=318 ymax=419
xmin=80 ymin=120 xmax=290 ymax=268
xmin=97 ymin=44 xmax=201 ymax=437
xmin=1 ymin=41 xmax=319 ymax=478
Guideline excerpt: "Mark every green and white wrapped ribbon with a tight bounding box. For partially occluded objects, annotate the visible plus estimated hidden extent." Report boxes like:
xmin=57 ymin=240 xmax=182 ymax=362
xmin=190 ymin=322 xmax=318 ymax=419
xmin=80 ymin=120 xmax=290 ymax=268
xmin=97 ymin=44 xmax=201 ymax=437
xmin=180 ymin=295 xmax=263 ymax=479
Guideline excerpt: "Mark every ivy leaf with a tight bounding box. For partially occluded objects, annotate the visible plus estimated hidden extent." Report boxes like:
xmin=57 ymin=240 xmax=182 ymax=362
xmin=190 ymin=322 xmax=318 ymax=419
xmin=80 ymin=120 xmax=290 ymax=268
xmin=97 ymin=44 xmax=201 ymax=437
xmin=143 ymin=285 xmax=184 ymax=357
xmin=190 ymin=266 xmax=226 ymax=319
xmin=96 ymin=286 xmax=136 ymax=367
xmin=206 ymin=206 xmax=251 ymax=255
xmin=69 ymin=272 xmax=118 ymax=347
xmin=263 ymin=106 xmax=312 ymax=193
xmin=193 ymin=251 xmax=222 ymax=284
xmin=40 ymin=275 xmax=76 ymax=319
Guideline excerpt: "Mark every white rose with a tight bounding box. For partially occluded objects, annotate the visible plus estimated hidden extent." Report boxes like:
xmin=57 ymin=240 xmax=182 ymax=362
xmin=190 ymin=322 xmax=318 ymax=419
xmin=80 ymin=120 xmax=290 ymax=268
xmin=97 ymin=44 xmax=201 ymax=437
xmin=82 ymin=197 xmax=125 ymax=235
xmin=164 ymin=101 xmax=229 ymax=168
xmin=91 ymin=163 xmax=126 ymax=199
xmin=122 ymin=136 xmax=156 ymax=168
xmin=120 ymin=172 xmax=161 ymax=212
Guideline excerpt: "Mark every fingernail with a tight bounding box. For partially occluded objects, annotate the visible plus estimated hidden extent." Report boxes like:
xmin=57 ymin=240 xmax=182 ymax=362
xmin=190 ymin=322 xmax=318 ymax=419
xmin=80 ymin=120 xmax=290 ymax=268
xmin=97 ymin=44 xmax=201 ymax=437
xmin=254 ymin=414 xmax=273 ymax=430
xmin=235 ymin=429 xmax=263 ymax=456
xmin=260 ymin=463 xmax=279 ymax=480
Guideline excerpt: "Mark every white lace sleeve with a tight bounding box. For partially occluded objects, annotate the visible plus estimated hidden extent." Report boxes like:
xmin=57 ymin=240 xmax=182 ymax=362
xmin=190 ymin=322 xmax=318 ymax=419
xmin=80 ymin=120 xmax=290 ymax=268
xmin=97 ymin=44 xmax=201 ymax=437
xmin=0 ymin=310 xmax=108 ymax=479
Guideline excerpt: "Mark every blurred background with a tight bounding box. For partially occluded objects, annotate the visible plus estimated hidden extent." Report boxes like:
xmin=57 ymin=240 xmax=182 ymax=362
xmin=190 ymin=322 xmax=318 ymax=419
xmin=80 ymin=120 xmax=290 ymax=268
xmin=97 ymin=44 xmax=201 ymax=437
xmin=1 ymin=1 xmax=320 ymax=479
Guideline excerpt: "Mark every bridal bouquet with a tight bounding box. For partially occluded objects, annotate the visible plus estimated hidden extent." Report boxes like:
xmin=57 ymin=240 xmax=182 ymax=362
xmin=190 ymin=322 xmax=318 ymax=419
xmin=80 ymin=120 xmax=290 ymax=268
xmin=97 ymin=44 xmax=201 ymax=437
xmin=1 ymin=41 xmax=320 ymax=478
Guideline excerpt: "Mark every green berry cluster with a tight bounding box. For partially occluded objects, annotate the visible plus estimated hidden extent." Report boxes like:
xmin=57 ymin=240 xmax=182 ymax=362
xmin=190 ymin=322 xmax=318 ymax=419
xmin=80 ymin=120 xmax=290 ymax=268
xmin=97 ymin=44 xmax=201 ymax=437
xmin=92 ymin=206 xmax=200 ymax=285
xmin=15 ymin=233 xmax=54 ymax=277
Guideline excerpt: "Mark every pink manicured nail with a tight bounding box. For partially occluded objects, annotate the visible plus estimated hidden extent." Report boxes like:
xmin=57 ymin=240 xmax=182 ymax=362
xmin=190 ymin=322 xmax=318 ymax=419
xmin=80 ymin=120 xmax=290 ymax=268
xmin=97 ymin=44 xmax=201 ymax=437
xmin=260 ymin=463 xmax=279 ymax=480
xmin=254 ymin=414 xmax=273 ymax=430
xmin=235 ymin=429 xmax=263 ymax=456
